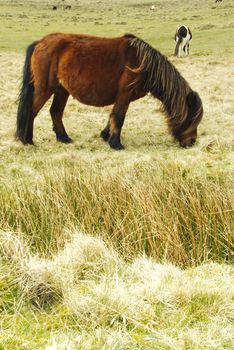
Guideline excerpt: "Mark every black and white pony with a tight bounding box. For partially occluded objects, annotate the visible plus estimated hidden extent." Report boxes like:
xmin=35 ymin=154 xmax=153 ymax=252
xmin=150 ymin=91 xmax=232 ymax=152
xmin=174 ymin=25 xmax=192 ymax=57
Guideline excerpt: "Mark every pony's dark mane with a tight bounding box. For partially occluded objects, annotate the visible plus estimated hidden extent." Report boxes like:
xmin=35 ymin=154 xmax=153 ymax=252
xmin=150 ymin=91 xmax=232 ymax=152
xmin=129 ymin=36 xmax=192 ymax=124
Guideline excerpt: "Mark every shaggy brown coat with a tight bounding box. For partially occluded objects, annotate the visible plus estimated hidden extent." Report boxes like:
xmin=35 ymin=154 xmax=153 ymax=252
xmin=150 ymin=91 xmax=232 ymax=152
xmin=16 ymin=33 xmax=203 ymax=149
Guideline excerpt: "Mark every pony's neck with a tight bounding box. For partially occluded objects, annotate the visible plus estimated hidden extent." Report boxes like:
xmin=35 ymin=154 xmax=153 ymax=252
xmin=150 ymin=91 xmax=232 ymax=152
xmin=129 ymin=36 xmax=190 ymax=122
xmin=150 ymin=62 xmax=190 ymax=122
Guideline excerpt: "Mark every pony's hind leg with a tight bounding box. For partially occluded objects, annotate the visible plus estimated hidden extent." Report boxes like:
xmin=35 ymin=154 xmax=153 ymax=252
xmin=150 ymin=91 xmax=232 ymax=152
xmin=183 ymin=43 xmax=188 ymax=56
xmin=187 ymin=43 xmax=190 ymax=56
xmin=50 ymin=85 xmax=72 ymax=143
xmin=178 ymin=43 xmax=183 ymax=58
xmin=26 ymin=91 xmax=52 ymax=144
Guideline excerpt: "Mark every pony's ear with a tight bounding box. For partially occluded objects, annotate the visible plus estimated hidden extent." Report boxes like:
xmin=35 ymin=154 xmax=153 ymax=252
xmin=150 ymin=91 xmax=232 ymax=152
xmin=187 ymin=91 xmax=200 ymax=110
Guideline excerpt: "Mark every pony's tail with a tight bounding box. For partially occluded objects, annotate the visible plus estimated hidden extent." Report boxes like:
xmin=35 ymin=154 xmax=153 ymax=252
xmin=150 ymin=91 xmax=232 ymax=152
xmin=16 ymin=41 xmax=37 ymax=144
xmin=174 ymin=37 xmax=182 ymax=57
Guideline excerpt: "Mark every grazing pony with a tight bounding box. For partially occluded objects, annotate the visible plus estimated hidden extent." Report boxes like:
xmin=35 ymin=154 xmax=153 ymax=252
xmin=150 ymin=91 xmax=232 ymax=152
xmin=16 ymin=33 xmax=203 ymax=149
xmin=174 ymin=25 xmax=192 ymax=57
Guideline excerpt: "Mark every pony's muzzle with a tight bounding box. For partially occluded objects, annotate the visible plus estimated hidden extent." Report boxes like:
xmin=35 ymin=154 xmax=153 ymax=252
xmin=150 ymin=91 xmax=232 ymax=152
xmin=178 ymin=127 xmax=198 ymax=148
xmin=179 ymin=137 xmax=196 ymax=148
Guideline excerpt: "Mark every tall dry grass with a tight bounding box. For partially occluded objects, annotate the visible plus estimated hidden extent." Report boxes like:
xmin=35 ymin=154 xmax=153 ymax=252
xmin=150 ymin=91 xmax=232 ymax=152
xmin=0 ymin=162 xmax=233 ymax=266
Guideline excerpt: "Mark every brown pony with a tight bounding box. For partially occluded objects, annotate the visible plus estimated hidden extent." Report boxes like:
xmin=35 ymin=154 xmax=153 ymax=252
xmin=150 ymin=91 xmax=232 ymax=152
xmin=16 ymin=33 xmax=203 ymax=149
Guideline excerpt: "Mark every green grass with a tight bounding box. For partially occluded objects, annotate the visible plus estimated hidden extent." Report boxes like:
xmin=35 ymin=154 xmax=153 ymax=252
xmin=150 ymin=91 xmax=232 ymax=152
xmin=0 ymin=0 xmax=234 ymax=348
xmin=0 ymin=0 xmax=234 ymax=56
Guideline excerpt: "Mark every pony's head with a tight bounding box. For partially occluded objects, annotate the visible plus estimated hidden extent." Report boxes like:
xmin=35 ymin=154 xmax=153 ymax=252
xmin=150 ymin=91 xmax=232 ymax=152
xmin=128 ymin=36 xmax=203 ymax=148
xmin=171 ymin=91 xmax=203 ymax=147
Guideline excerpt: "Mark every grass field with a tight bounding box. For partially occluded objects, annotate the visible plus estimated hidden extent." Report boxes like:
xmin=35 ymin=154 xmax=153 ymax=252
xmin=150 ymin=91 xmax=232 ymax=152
xmin=0 ymin=0 xmax=234 ymax=349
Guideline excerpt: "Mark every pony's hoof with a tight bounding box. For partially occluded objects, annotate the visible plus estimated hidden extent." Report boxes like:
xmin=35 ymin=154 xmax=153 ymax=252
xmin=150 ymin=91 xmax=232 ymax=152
xmin=109 ymin=141 xmax=125 ymax=150
xmin=100 ymin=129 xmax=110 ymax=142
xmin=57 ymin=136 xmax=73 ymax=144
xmin=18 ymin=135 xmax=34 ymax=145
xmin=114 ymin=144 xmax=125 ymax=150
xmin=109 ymin=134 xmax=124 ymax=150
xmin=25 ymin=139 xmax=34 ymax=145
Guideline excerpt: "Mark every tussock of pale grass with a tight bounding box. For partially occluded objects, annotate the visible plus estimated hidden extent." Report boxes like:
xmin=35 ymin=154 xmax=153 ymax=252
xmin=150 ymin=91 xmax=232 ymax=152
xmin=52 ymin=232 xmax=121 ymax=284
xmin=1 ymin=232 xmax=233 ymax=349
xmin=0 ymin=231 xmax=61 ymax=308
xmin=0 ymin=231 xmax=29 ymax=263
xmin=0 ymin=231 xmax=120 ymax=308
xmin=44 ymin=330 xmax=138 ymax=350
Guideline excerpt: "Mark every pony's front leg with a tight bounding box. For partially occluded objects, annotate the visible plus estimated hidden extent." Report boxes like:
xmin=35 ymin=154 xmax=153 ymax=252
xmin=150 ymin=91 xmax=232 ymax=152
xmin=108 ymin=97 xmax=130 ymax=150
xmin=101 ymin=115 xmax=126 ymax=148
xmin=100 ymin=121 xmax=110 ymax=142
xmin=108 ymin=110 xmax=126 ymax=150
xmin=101 ymin=80 xmax=130 ymax=150
xmin=101 ymin=99 xmax=129 ymax=150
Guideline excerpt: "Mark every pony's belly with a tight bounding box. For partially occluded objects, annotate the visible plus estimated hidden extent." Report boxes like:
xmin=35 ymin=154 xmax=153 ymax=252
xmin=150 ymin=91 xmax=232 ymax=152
xmin=58 ymin=54 xmax=122 ymax=107
xmin=60 ymin=78 xmax=117 ymax=107
xmin=73 ymin=88 xmax=116 ymax=107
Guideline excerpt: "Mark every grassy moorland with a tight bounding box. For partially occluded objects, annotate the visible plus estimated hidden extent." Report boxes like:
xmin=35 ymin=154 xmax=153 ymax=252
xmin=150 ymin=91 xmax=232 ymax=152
xmin=0 ymin=0 xmax=233 ymax=349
